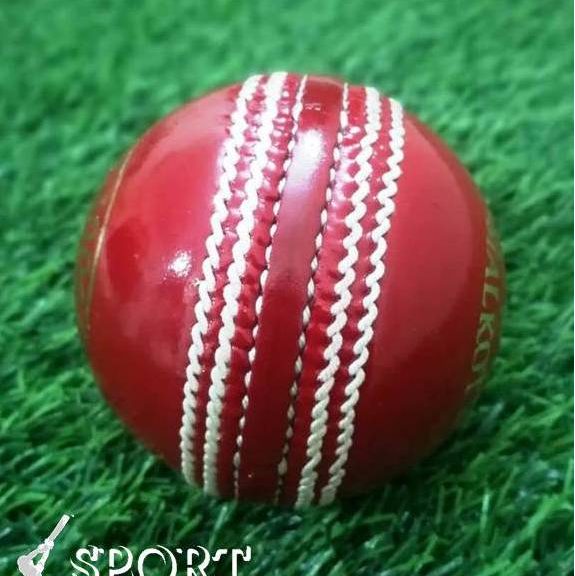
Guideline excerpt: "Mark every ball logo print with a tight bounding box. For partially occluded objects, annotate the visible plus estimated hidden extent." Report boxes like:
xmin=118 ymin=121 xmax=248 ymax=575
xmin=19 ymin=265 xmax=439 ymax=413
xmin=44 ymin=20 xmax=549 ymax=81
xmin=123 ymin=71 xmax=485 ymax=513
xmin=468 ymin=213 xmax=504 ymax=396
xmin=76 ymin=72 xmax=505 ymax=506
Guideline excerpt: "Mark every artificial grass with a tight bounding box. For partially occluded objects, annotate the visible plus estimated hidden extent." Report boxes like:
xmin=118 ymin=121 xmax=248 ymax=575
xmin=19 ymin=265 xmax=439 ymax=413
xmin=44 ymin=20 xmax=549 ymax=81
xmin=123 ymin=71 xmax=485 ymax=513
xmin=1 ymin=0 xmax=573 ymax=574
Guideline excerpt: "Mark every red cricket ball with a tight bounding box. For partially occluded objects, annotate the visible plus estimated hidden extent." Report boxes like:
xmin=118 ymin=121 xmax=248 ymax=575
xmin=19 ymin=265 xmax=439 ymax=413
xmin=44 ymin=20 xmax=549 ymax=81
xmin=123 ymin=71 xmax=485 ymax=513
xmin=76 ymin=72 xmax=505 ymax=506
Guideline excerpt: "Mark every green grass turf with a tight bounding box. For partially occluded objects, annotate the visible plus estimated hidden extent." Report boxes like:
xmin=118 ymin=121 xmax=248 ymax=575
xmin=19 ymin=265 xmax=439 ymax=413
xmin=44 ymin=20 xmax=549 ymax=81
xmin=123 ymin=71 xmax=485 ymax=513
xmin=1 ymin=0 xmax=573 ymax=574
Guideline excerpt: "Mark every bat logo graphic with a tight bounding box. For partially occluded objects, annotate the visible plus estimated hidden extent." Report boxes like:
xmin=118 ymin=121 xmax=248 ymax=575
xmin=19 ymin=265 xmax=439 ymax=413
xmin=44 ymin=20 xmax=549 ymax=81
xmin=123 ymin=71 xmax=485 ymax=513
xmin=17 ymin=514 xmax=71 ymax=576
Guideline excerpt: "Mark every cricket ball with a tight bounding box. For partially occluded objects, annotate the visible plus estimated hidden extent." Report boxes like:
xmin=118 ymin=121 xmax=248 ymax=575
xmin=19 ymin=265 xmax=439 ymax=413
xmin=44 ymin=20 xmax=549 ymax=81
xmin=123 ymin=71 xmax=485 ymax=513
xmin=76 ymin=72 xmax=505 ymax=506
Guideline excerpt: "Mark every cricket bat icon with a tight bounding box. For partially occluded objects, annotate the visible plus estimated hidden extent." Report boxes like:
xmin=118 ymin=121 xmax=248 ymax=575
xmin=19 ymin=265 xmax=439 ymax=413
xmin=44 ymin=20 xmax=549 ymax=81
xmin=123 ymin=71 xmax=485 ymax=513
xmin=17 ymin=514 xmax=71 ymax=576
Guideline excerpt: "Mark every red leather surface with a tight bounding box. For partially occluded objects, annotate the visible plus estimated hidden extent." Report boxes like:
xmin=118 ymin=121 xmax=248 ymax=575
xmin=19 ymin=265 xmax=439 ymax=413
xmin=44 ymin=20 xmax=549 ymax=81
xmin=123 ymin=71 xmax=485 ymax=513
xmin=343 ymin=115 xmax=492 ymax=495
xmin=79 ymin=87 xmax=238 ymax=468
xmin=76 ymin=74 xmax=505 ymax=504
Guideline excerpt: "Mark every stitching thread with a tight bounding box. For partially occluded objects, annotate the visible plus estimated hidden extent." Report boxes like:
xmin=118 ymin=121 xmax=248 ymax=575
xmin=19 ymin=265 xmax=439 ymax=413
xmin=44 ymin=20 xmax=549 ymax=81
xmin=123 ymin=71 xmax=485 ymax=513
xmin=202 ymin=72 xmax=289 ymax=496
xmin=180 ymin=75 xmax=261 ymax=485
xmin=319 ymin=97 xmax=405 ymax=505
xmin=295 ymin=85 xmax=382 ymax=508
xmin=274 ymin=84 xmax=350 ymax=504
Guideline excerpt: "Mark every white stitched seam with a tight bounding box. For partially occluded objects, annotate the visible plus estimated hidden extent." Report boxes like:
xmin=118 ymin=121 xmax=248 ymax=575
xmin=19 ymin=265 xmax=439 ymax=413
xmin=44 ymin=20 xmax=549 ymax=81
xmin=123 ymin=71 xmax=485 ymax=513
xmin=232 ymin=75 xmax=308 ymax=499
xmin=202 ymin=72 xmax=289 ymax=496
xmin=295 ymin=85 xmax=381 ymax=508
xmin=273 ymin=84 xmax=349 ymax=505
xmin=319 ymin=97 xmax=405 ymax=505
xmin=179 ymin=75 xmax=261 ymax=485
